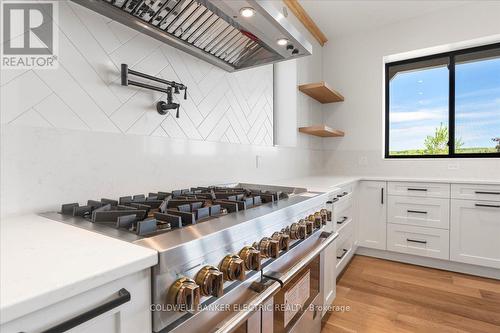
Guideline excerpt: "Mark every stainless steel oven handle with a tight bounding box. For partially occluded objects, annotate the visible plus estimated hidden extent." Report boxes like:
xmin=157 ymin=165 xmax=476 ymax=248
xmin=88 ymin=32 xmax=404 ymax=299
xmin=211 ymin=281 xmax=281 ymax=333
xmin=273 ymin=231 xmax=338 ymax=286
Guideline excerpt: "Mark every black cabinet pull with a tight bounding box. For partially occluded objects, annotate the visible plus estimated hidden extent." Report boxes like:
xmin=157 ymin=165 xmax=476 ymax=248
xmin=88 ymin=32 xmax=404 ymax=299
xmin=406 ymin=239 xmax=427 ymax=244
xmin=407 ymin=210 xmax=427 ymax=214
xmin=475 ymin=191 xmax=500 ymax=195
xmin=407 ymin=188 xmax=427 ymax=192
xmin=336 ymin=248 xmax=348 ymax=260
xmin=337 ymin=216 xmax=348 ymax=225
xmin=41 ymin=288 xmax=131 ymax=333
xmin=475 ymin=203 xmax=500 ymax=208
xmin=381 ymin=187 xmax=384 ymax=204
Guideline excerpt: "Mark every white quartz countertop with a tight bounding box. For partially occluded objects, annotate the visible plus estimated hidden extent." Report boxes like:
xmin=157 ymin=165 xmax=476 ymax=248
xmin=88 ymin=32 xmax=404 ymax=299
xmin=0 ymin=214 xmax=158 ymax=324
xmin=269 ymin=175 xmax=500 ymax=192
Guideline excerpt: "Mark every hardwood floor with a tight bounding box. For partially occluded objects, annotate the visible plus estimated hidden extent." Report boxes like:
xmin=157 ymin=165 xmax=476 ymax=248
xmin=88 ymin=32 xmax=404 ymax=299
xmin=322 ymin=255 xmax=500 ymax=333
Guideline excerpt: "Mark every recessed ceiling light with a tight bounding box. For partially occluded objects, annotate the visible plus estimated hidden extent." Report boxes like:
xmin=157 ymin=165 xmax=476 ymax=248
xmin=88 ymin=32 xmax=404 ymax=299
xmin=277 ymin=38 xmax=289 ymax=46
xmin=240 ymin=7 xmax=255 ymax=18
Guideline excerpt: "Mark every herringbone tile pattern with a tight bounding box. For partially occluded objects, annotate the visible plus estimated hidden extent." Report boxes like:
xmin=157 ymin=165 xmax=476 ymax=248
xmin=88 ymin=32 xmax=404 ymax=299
xmin=0 ymin=1 xmax=274 ymax=146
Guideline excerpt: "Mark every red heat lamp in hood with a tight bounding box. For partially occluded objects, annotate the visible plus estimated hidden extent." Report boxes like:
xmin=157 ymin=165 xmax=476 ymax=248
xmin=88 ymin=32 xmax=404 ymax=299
xmin=241 ymin=30 xmax=259 ymax=43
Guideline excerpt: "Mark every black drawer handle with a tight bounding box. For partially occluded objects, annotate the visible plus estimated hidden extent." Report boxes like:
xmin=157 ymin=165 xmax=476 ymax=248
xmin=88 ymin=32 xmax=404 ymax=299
xmin=40 ymin=288 xmax=131 ymax=333
xmin=407 ymin=239 xmax=427 ymax=244
xmin=475 ymin=191 xmax=500 ymax=195
xmin=336 ymin=248 xmax=348 ymax=260
xmin=407 ymin=210 xmax=427 ymax=214
xmin=475 ymin=203 xmax=500 ymax=208
xmin=337 ymin=216 xmax=348 ymax=224
xmin=407 ymin=188 xmax=427 ymax=192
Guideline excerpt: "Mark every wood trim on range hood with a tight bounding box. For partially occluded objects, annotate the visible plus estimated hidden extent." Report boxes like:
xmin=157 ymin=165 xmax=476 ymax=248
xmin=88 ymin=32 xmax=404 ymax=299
xmin=283 ymin=0 xmax=328 ymax=47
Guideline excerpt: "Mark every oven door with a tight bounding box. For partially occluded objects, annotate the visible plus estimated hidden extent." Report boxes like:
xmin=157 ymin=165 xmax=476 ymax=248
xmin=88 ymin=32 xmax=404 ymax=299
xmin=262 ymin=230 xmax=337 ymax=333
xmin=273 ymin=255 xmax=321 ymax=333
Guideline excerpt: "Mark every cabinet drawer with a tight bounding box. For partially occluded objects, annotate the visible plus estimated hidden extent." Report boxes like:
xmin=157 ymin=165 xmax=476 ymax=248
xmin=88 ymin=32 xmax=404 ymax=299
xmin=451 ymin=184 xmax=500 ymax=202
xmin=388 ymin=182 xmax=450 ymax=198
xmin=450 ymin=199 xmax=500 ymax=269
xmin=387 ymin=196 xmax=449 ymax=229
xmin=334 ymin=197 xmax=353 ymax=232
xmin=387 ymin=224 xmax=449 ymax=260
xmin=336 ymin=232 xmax=354 ymax=275
xmin=336 ymin=214 xmax=354 ymax=240
xmin=1 ymin=270 xmax=151 ymax=333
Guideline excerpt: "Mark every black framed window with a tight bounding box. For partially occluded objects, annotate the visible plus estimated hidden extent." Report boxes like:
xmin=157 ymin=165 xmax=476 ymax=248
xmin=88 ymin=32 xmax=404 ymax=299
xmin=385 ymin=43 xmax=500 ymax=158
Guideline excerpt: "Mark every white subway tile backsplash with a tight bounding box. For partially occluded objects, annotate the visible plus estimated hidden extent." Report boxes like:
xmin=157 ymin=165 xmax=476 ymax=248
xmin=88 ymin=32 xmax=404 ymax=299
xmin=226 ymin=107 xmax=250 ymax=144
xmin=107 ymin=21 xmax=139 ymax=46
xmin=0 ymin=68 xmax=28 ymax=87
xmin=198 ymin=98 xmax=230 ymax=139
xmin=162 ymin=46 xmax=205 ymax=105
xmin=1 ymin=71 xmax=52 ymax=123
xmin=197 ymin=80 xmax=230 ymax=117
xmin=58 ymin=2 xmax=120 ymax=85
xmin=34 ymin=66 xmax=120 ymax=133
xmin=111 ymin=89 xmax=163 ymax=131
xmin=161 ymin=115 xmax=187 ymax=139
xmin=58 ymin=34 xmax=121 ymax=115
xmin=10 ymin=109 xmax=52 ymax=128
xmin=127 ymin=109 xmax=168 ymax=136
xmin=151 ymin=126 xmax=169 ymax=138
xmin=197 ymin=67 xmax=226 ymax=98
xmin=68 ymin=2 xmax=123 ymax=54
xmin=3 ymin=0 xmax=273 ymax=146
xmin=224 ymin=125 xmax=240 ymax=144
xmin=33 ymin=94 xmax=89 ymax=131
xmin=206 ymin=118 xmax=230 ymax=142
xmin=109 ymin=34 xmax=161 ymax=69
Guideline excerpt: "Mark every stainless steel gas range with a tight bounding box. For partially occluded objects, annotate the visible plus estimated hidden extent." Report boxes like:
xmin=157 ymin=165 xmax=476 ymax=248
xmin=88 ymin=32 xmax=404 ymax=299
xmin=42 ymin=183 xmax=338 ymax=333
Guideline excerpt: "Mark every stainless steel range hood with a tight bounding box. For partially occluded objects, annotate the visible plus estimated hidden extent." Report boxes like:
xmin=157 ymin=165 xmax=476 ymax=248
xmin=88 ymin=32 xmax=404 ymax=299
xmin=72 ymin=0 xmax=312 ymax=72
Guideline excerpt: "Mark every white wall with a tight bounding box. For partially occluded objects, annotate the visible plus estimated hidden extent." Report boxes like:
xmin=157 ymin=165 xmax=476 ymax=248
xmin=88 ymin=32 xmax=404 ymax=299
xmin=0 ymin=1 xmax=323 ymax=218
xmin=321 ymin=2 xmax=500 ymax=179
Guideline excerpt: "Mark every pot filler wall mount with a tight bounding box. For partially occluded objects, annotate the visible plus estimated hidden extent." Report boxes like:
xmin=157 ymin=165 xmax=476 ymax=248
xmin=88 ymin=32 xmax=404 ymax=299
xmin=121 ymin=63 xmax=187 ymax=118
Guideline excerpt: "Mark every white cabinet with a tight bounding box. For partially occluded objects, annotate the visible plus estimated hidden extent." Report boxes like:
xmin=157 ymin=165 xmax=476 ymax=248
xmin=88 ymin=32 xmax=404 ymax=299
xmin=387 ymin=196 xmax=450 ymax=229
xmin=450 ymin=199 xmax=500 ymax=269
xmin=388 ymin=182 xmax=450 ymax=198
xmin=336 ymin=217 xmax=355 ymax=276
xmin=358 ymin=181 xmax=387 ymax=250
xmin=1 ymin=269 xmax=152 ymax=333
xmin=451 ymin=184 xmax=500 ymax=201
xmin=322 ymin=240 xmax=337 ymax=317
xmin=387 ymin=223 xmax=449 ymax=260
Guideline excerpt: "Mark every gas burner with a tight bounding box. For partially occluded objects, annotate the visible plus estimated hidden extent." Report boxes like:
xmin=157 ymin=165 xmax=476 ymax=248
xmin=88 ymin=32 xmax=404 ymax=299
xmin=59 ymin=184 xmax=291 ymax=237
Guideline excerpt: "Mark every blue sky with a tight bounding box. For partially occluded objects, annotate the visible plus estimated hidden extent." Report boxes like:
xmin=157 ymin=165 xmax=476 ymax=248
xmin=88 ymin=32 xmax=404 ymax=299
xmin=389 ymin=57 xmax=500 ymax=152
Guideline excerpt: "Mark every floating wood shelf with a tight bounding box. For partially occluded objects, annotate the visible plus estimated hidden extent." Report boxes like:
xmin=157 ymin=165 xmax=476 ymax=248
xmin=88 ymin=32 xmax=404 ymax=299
xmin=299 ymin=125 xmax=345 ymax=137
xmin=298 ymin=82 xmax=344 ymax=104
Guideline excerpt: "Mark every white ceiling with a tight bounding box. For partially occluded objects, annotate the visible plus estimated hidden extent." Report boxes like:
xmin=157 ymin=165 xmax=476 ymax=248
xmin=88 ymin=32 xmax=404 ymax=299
xmin=298 ymin=0 xmax=472 ymax=40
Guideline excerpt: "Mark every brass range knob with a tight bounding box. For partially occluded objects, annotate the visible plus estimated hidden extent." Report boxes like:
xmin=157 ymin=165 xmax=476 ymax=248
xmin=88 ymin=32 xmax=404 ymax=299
xmin=254 ymin=237 xmax=280 ymax=259
xmin=314 ymin=212 xmax=322 ymax=228
xmin=287 ymin=222 xmax=306 ymax=240
xmin=167 ymin=277 xmax=200 ymax=312
xmin=320 ymin=209 xmax=328 ymax=225
xmin=239 ymin=246 xmax=261 ymax=271
xmin=219 ymin=255 xmax=246 ymax=281
xmin=272 ymin=231 xmax=290 ymax=251
xmin=195 ymin=265 xmax=224 ymax=297
xmin=300 ymin=218 xmax=314 ymax=235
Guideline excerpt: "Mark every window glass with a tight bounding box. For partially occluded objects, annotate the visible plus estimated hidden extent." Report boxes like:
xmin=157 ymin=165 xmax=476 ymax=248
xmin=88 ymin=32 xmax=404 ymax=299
xmin=388 ymin=58 xmax=449 ymax=156
xmin=455 ymin=49 xmax=500 ymax=154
